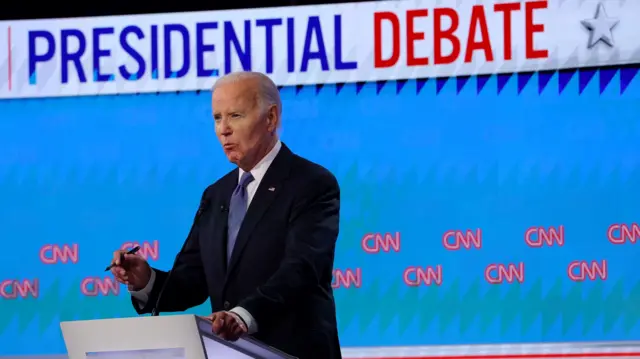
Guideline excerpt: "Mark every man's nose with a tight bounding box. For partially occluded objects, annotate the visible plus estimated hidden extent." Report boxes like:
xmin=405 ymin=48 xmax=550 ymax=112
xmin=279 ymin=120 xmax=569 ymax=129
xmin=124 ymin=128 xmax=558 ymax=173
xmin=218 ymin=120 xmax=233 ymax=135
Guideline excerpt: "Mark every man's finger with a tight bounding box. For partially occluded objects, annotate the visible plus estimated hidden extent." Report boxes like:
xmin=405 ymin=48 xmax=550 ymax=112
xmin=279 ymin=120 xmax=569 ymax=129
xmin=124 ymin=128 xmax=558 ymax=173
xmin=212 ymin=317 xmax=225 ymax=334
xmin=112 ymin=250 xmax=126 ymax=266
xmin=200 ymin=314 xmax=214 ymax=321
xmin=112 ymin=274 xmax=127 ymax=284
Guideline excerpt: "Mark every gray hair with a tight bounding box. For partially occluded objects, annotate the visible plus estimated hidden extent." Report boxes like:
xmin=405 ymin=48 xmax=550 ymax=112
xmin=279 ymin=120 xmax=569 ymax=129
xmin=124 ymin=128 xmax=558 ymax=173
xmin=212 ymin=71 xmax=282 ymax=117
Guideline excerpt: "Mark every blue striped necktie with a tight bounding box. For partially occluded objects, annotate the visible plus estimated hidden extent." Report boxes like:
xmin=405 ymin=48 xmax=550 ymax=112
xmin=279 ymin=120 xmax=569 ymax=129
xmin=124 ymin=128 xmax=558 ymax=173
xmin=227 ymin=171 xmax=254 ymax=262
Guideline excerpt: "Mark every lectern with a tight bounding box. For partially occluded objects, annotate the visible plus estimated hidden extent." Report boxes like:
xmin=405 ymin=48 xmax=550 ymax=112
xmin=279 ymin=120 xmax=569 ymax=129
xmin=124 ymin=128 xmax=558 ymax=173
xmin=60 ymin=314 xmax=296 ymax=359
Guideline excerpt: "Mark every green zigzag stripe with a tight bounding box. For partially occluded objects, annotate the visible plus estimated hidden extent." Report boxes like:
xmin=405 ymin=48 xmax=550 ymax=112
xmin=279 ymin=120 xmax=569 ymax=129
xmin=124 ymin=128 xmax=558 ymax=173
xmin=0 ymin=280 xmax=209 ymax=336
xmin=333 ymin=278 xmax=640 ymax=336
xmin=2 ymin=278 xmax=639 ymax=338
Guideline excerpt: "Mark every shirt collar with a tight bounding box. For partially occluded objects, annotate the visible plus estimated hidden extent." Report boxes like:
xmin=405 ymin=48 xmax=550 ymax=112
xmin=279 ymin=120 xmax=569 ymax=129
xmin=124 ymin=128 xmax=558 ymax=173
xmin=238 ymin=140 xmax=282 ymax=184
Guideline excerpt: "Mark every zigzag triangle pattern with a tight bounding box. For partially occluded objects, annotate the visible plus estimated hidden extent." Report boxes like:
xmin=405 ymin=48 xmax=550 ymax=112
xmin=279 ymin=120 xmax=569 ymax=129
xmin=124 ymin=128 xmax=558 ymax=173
xmin=1 ymin=278 xmax=638 ymax=338
xmin=333 ymin=279 xmax=640 ymax=337
xmin=282 ymin=65 xmax=639 ymax=96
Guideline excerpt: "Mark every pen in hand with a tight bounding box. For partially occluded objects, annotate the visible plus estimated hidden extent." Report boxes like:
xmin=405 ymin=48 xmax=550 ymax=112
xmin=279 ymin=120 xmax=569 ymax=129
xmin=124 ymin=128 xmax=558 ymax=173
xmin=105 ymin=246 xmax=141 ymax=271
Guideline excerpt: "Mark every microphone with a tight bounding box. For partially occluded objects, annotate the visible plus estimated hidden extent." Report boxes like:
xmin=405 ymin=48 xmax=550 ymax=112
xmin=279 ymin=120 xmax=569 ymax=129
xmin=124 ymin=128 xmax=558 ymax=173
xmin=151 ymin=198 xmax=209 ymax=316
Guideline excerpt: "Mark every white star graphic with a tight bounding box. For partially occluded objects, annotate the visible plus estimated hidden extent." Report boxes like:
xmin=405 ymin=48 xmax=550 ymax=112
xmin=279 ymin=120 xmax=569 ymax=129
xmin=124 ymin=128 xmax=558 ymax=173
xmin=581 ymin=3 xmax=619 ymax=49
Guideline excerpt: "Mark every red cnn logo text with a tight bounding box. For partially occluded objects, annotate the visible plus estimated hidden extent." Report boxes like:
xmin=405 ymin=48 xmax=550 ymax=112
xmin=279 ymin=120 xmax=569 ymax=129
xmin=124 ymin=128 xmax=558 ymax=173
xmin=331 ymin=268 xmax=362 ymax=289
xmin=485 ymin=262 xmax=525 ymax=284
xmin=40 ymin=244 xmax=79 ymax=264
xmin=121 ymin=240 xmax=159 ymax=261
xmin=525 ymin=226 xmax=564 ymax=247
xmin=81 ymin=277 xmax=120 ymax=296
xmin=362 ymin=232 xmax=401 ymax=253
xmin=0 ymin=279 xmax=39 ymax=299
xmin=443 ymin=229 xmax=482 ymax=250
xmin=404 ymin=265 xmax=442 ymax=286
xmin=607 ymin=223 xmax=639 ymax=244
xmin=568 ymin=260 xmax=607 ymax=282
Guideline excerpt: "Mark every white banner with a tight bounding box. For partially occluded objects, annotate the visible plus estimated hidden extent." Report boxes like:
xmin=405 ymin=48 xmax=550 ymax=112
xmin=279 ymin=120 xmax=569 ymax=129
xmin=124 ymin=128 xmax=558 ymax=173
xmin=0 ymin=0 xmax=638 ymax=99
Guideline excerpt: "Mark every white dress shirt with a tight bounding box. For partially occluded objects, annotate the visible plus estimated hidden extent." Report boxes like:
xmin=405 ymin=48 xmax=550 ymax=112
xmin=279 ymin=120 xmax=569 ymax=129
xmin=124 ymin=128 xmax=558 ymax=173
xmin=129 ymin=141 xmax=282 ymax=334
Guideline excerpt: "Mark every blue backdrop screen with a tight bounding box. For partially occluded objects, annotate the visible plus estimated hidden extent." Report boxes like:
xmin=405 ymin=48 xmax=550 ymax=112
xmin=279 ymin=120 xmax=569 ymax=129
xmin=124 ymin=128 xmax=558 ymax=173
xmin=0 ymin=68 xmax=639 ymax=354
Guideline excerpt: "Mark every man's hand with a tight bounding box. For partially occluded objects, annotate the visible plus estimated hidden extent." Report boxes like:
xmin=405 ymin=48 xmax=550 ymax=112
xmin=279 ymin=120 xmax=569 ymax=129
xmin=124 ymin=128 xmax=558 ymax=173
xmin=206 ymin=311 xmax=248 ymax=341
xmin=110 ymin=249 xmax=152 ymax=290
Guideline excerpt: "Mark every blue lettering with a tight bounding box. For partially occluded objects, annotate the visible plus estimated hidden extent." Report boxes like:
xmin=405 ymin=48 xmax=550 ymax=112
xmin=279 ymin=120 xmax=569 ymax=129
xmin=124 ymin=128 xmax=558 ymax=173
xmin=256 ymin=18 xmax=282 ymax=74
xmin=196 ymin=22 xmax=219 ymax=77
xmin=118 ymin=26 xmax=146 ymax=81
xmin=334 ymin=15 xmax=357 ymax=70
xmin=92 ymin=27 xmax=115 ymax=82
xmin=286 ymin=18 xmax=295 ymax=73
xmin=60 ymin=29 xmax=87 ymax=83
xmin=301 ymin=16 xmax=328 ymax=72
xmin=224 ymin=21 xmax=252 ymax=74
xmin=151 ymin=25 xmax=159 ymax=79
xmin=28 ymin=31 xmax=55 ymax=84
xmin=26 ymin=17 xmax=361 ymax=86
xmin=163 ymin=24 xmax=190 ymax=79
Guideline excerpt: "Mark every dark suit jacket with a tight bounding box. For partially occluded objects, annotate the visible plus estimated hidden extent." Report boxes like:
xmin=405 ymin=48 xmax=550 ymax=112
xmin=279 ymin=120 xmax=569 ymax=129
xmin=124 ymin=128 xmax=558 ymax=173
xmin=132 ymin=144 xmax=342 ymax=359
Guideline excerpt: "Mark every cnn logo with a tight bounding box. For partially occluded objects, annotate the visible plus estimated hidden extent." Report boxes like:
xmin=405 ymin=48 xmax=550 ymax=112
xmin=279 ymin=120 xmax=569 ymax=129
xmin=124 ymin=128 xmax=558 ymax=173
xmin=40 ymin=244 xmax=79 ymax=264
xmin=361 ymin=232 xmax=400 ymax=253
xmin=485 ymin=263 xmax=524 ymax=284
xmin=331 ymin=268 xmax=361 ymax=289
xmin=607 ymin=223 xmax=639 ymax=245
xmin=81 ymin=277 xmax=120 ymax=296
xmin=568 ymin=260 xmax=607 ymax=282
xmin=120 ymin=241 xmax=159 ymax=261
xmin=443 ymin=229 xmax=482 ymax=250
xmin=404 ymin=265 xmax=442 ymax=286
xmin=0 ymin=279 xmax=39 ymax=299
xmin=525 ymin=226 xmax=564 ymax=247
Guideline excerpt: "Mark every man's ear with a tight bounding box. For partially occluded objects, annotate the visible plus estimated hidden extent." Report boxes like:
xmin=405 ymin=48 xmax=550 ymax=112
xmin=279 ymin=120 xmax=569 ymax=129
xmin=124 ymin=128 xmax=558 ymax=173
xmin=266 ymin=105 xmax=279 ymax=131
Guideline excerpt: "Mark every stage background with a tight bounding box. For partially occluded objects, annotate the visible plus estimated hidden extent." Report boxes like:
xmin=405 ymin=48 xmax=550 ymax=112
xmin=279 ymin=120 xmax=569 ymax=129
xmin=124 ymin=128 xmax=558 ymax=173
xmin=1 ymin=68 xmax=639 ymax=354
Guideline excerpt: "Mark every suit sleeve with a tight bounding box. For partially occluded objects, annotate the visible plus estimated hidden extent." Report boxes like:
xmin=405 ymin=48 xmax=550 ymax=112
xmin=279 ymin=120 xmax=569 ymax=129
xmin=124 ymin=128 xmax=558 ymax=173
xmin=131 ymin=190 xmax=210 ymax=314
xmin=238 ymin=171 xmax=340 ymax=327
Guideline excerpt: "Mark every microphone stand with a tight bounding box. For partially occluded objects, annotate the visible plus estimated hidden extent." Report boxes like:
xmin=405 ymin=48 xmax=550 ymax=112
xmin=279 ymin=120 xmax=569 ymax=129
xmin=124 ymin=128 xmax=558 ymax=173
xmin=151 ymin=199 xmax=209 ymax=316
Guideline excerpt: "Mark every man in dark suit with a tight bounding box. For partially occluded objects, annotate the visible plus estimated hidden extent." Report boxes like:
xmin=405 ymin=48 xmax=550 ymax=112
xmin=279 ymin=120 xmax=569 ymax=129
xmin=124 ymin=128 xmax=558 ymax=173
xmin=110 ymin=71 xmax=342 ymax=358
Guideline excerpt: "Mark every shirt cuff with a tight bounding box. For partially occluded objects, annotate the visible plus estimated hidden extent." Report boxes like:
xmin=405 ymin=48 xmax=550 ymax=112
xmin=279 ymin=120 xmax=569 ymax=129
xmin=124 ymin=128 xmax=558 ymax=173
xmin=128 ymin=269 xmax=156 ymax=308
xmin=229 ymin=306 xmax=258 ymax=334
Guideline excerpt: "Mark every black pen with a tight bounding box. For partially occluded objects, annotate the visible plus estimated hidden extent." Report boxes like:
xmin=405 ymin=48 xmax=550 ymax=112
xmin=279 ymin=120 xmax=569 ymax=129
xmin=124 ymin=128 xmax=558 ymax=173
xmin=104 ymin=246 xmax=141 ymax=271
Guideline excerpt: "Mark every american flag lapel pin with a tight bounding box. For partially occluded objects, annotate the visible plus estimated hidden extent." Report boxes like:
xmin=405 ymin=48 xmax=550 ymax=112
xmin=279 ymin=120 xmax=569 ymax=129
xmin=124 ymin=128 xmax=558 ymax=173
xmin=268 ymin=187 xmax=275 ymax=192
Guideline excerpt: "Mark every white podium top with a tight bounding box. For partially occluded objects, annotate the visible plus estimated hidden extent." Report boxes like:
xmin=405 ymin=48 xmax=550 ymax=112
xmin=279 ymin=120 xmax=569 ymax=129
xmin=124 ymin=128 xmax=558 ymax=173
xmin=60 ymin=315 xmax=295 ymax=359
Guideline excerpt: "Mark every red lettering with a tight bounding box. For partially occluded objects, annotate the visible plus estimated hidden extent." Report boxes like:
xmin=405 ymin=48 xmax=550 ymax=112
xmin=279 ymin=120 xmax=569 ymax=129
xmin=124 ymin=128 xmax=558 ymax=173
xmin=525 ymin=0 xmax=548 ymax=59
xmin=39 ymin=244 xmax=79 ymax=264
xmin=121 ymin=241 xmax=159 ymax=261
xmin=362 ymin=232 xmax=401 ymax=253
xmin=607 ymin=223 xmax=640 ymax=244
xmin=0 ymin=279 xmax=39 ymax=299
xmin=485 ymin=263 xmax=525 ymax=284
xmin=406 ymin=9 xmax=429 ymax=66
xmin=524 ymin=226 xmax=565 ymax=247
xmin=443 ymin=229 xmax=482 ymax=250
xmin=464 ymin=5 xmax=493 ymax=63
xmin=404 ymin=266 xmax=442 ymax=286
xmin=81 ymin=277 xmax=120 ymax=296
xmin=433 ymin=8 xmax=460 ymax=65
xmin=494 ymin=2 xmax=521 ymax=60
xmin=374 ymin=12 xmax=400 ymax=68
xmin=568 ymin=260 xmax=607 ymax=282
xmin=332 ymin=268 xmax=362 ymax=289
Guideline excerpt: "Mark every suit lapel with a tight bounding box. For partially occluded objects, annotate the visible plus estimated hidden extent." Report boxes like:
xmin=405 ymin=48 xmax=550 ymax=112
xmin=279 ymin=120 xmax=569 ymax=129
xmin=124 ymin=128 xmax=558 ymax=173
xmin=226 ymin=144 xmax=293 ymax=276
xmin=211 ymin=169 xmax=238 ymax=276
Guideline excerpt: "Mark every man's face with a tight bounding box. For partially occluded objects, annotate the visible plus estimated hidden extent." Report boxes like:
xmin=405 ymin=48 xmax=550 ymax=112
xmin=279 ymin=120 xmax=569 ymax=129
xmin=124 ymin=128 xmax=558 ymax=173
xmin=212 ymin=79 xmax=274 ymax=168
